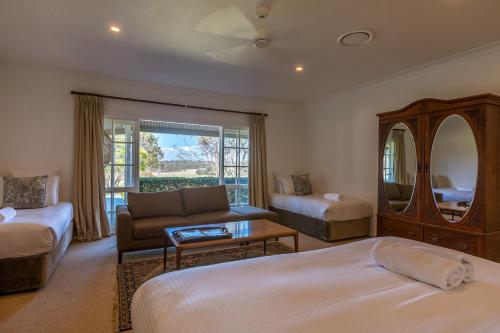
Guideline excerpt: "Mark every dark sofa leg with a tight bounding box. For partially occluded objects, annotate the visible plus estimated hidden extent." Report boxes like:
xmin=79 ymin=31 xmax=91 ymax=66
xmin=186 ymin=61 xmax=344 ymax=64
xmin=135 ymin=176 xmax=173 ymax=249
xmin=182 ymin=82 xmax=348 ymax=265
xmin=118 ymin=251 xmax=123 ymax=264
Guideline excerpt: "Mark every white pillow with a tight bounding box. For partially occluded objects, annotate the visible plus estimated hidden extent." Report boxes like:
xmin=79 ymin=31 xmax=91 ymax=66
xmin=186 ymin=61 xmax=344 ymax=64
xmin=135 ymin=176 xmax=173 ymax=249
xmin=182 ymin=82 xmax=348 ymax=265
xmin=277 ymin=175 xmax=295 ymax=195
xmin=0 ymin=177 xmax=3 ymax=208
xmin=10 ymin=169 xmax=60 ymax=206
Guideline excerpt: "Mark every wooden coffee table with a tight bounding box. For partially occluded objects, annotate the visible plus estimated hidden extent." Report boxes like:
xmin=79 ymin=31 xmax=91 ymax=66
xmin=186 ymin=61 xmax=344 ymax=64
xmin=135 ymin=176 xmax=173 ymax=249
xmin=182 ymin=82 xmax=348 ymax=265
xmin=437 ymin=201 xmax=469 ymax=221
xmin=163 ymin=219 xmax=299 ymax=270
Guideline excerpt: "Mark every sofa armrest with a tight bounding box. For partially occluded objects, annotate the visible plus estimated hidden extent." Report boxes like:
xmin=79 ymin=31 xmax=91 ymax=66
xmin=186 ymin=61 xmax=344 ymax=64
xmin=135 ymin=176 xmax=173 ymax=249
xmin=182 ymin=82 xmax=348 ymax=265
xmin=116 ymin=205 xmax=134 ymax=252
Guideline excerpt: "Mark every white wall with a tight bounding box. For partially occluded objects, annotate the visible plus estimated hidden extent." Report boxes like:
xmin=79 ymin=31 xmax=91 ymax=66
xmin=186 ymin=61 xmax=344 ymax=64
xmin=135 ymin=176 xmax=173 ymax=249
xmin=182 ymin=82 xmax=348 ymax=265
xmin=306 ymin=44 xmax=500 ymax=235
xmin=0 ymin=61 xmax=308 ymax=201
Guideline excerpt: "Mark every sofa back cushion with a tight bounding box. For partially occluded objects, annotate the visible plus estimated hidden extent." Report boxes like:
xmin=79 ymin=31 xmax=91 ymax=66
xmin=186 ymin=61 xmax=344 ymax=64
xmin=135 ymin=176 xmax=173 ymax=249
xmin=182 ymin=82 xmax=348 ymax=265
xmin=383 ymin=182 xmax=401 ymax=201
xmin=181 ymin=185 xmax=230 ymax=215
xmin=398 ymin=184 xmax=414 ymax=201
xmin=127 ymin=190 xmax=184 ymax=219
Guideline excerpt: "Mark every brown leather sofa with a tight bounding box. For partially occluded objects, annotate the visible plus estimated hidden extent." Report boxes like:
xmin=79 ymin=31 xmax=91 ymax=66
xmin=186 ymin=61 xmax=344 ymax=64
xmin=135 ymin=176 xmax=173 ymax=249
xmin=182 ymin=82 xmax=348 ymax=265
xmin=383 ymin=182 xmax=414 ymax=212
xmin=116 ymin=185 xmax=278 ymax=263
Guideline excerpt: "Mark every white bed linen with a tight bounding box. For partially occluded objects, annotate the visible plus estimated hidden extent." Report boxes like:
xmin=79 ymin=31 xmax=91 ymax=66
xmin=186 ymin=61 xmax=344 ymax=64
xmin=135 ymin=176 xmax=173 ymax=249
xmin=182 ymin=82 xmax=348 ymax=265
xmin=0 ymin=202 xmax=73 ymax=259
xmin=132 ymin=237 xmax=500 ymax=333
xmin=270 ymin=193 xmax=372 ymax=221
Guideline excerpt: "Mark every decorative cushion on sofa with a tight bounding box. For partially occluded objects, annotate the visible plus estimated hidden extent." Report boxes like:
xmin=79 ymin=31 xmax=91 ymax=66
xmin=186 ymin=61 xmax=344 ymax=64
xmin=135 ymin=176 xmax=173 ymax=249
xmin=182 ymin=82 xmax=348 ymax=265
xmin=398 ymin=184 xmax=414 ymax=201
xmin=231 ymin=206 xmax=279 ymax=222
xmin=181 ymin=185 xmax=230 ymax=215
xmin=383 ymin=182 xmax=401 ymax=201
xmin=187 ymin=210 xmax=242 ymax=224
xmin=133 ymin=216 xmax=193 ymax=240
xmin=2 ymin=176 xmax=48 ymax=209
xmin=128 ymin=190 xmax=184 ymax=220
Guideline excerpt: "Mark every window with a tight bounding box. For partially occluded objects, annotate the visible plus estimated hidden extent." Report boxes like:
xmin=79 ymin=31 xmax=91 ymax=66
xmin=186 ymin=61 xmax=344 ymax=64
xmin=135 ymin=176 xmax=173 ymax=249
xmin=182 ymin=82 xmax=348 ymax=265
xmin=223 ymin=128 xmax=249 ymax=206
xmin=104 ymin=119 xmax=250 ymax=221
xmin=383 ymin=141 xmax=395 ymax=182
xmin=138 ymin=120 xmax=221 ymax=191
xmin=104 ymin=119 xmax=138 ymax=230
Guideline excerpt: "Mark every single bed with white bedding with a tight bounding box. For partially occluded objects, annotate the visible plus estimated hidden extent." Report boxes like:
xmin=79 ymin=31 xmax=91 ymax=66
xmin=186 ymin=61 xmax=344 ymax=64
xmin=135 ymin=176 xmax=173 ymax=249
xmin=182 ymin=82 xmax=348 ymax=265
xmin=132 ymin=237 xmax=500 ymax=333
xmin=269 ymin=193 xmax=372 ymax=241
xmin=0 ymin=202 xmax=73 ymax=259
xmin=0 ymin=202 xmax=73 ymax=293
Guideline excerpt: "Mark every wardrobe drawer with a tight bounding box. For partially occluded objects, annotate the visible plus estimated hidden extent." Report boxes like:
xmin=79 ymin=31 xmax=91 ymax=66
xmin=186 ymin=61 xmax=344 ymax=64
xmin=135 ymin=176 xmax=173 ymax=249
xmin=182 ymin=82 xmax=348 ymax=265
xmin=378 ymin=217 xmax=422 ymax=241
xmin=423 ymin=226 xmax=477 ymax=255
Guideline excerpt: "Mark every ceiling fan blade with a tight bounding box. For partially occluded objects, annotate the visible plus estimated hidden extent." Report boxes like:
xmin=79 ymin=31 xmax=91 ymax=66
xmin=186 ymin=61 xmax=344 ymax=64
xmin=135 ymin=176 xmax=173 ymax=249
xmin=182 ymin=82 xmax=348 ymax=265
xmin=195 ymin=6 xmax=257 ymax=40
xmin=207 ymin=45 xmax=256 ymax=66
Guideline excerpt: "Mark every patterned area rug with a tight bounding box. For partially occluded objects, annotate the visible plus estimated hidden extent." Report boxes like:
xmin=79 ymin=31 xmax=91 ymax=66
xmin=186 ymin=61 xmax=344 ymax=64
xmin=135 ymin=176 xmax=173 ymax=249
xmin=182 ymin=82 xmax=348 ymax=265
xmin=116 ymin=241 xmax=293 ymax=331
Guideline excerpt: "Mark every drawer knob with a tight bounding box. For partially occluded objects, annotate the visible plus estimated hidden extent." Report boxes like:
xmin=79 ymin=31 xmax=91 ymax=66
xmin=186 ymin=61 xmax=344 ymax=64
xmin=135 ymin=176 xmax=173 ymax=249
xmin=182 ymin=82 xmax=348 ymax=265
xmin=456 ymin=243 xmax=470 ymax=251
xmin=429 ymin=236 xmax=439 ymax=243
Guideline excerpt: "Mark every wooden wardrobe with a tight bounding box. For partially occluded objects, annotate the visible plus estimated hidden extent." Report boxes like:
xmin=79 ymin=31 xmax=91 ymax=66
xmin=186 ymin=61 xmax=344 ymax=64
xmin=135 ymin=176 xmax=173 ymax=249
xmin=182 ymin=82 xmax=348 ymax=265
xmin=377 ymin=94 xmax=500 ymax=262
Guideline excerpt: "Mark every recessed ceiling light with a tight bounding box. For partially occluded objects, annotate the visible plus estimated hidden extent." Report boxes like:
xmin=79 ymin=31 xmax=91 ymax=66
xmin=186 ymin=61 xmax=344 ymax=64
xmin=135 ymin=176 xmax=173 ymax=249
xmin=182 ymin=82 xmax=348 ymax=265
xmin=295 ymin=65 xmax=304 ymax=72
xmin=337 ymin=30 xmax=373 ymax=46
xmin=110 ymin=26 xmax=121 ymax=33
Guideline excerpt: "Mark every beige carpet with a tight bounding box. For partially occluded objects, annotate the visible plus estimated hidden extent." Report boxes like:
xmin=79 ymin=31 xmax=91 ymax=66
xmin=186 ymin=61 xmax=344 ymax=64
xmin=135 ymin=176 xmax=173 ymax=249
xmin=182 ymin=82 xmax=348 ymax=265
xmin=0 ymin=233 xmax=368 ymax=333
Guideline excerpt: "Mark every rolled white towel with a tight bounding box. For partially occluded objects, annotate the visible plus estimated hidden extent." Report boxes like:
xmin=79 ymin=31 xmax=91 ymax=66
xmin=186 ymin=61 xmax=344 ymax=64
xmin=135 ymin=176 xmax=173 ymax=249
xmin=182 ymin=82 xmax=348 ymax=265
xmin=413 ymin=246 xmax=474 ymax=283
xmin=371 ymin=239 xmax=466 ymax=290
xmin=0 ymin=207 xmax=16 ymax=223
xmin=323 ymin=193 xmax=345 ymax=201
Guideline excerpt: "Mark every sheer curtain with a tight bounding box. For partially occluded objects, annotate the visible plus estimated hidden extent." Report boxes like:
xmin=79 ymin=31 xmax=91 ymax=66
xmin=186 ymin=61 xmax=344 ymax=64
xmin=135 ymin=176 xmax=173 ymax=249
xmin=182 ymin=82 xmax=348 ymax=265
xmin=73 ymin=95 xmax=110 ymax=241
xmin=248 ymin=114 xmax=269 ymax=209
xmin=393 ymin=129 xmax=407 ymax=185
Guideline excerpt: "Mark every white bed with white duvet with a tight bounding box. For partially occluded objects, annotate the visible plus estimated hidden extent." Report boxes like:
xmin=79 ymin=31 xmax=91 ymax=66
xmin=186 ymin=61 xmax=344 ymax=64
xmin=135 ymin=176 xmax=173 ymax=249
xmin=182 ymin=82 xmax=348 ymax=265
xmin=270 ymin=193 xmax=372 ymax=221
xmin=132 ymin=237 xmax=500 ymax=333
xmin=0 ymin=202 xmax=73 ymax=293
xmin=269 ymin=193 xmax=372 ymax=241
xmin=0 ymin=202 xmax=73 ymax=259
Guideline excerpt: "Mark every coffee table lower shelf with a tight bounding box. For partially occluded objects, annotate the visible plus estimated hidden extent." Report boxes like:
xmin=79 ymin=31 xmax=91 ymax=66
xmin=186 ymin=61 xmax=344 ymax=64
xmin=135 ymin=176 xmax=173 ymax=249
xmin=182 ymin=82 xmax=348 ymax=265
xmin=163 ymin=219 xmax=299 ymax=270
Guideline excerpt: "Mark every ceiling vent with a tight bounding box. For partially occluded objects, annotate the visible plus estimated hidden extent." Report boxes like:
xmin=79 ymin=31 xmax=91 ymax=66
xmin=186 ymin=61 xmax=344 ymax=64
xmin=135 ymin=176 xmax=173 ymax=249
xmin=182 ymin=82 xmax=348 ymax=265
xmin=337 ymin=30 xmax=373 ymax=46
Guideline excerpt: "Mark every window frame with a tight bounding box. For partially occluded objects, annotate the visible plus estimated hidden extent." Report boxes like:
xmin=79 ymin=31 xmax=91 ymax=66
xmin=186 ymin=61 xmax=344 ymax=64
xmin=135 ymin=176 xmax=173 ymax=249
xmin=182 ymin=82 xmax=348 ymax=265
xmin=104 ymin=118 xmax=140 ymax=229
xmin=383 ymin=140 xmax=395 ymax=182
xmin=222 ymin=127 xmax=249 ymax=206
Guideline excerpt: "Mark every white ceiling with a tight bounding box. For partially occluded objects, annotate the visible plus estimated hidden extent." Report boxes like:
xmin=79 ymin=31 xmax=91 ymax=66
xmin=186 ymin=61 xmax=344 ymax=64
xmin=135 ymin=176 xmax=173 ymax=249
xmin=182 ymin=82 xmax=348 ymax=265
xmin=1 ymin=0 xmax=500 ymax=102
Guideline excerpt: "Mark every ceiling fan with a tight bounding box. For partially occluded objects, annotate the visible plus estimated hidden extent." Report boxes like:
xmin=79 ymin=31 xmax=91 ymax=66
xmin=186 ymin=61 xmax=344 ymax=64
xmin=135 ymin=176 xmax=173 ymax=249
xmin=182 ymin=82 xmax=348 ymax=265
xmin=194 ymin=4 xmax=274 ymax=65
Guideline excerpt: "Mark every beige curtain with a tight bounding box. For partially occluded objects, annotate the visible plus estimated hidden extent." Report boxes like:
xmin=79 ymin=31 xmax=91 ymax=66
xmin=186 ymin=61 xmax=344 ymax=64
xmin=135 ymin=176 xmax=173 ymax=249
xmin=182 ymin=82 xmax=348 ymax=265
xmin=393 ymin=129 xmax=407 ymax=185
xmin=249 ymin=114 xmax=269 ymax=209
xmin=72 ymin=95 xmax=110 ymax=241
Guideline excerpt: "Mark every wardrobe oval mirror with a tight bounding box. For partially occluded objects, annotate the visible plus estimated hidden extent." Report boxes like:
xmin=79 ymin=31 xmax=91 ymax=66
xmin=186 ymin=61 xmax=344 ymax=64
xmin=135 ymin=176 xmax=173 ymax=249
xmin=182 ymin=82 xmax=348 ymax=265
xmin=383 ymin=122 xmax=417 ymax=213
xmin=430 ymin=115 xmax=478 ymax=222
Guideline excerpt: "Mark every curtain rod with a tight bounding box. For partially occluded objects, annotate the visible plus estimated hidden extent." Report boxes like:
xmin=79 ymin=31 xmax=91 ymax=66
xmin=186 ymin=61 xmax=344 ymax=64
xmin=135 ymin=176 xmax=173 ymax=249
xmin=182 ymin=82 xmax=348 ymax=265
xmin=70 ymin=91 xmax=268 ymax=117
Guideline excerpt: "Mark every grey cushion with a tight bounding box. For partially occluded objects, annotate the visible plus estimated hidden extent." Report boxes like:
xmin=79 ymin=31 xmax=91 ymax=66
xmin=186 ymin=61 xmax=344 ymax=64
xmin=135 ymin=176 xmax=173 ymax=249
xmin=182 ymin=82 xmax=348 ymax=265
xmin=181 ymin=185 xmax=230 ymax=215
xmin=127 ymin=190 xmax=184 ymax=220
xmin=231 ymin=206 xmax=279 ymax=223
xmin=133 ymin=216 xmax=193 ymax=240
xmin=398 ymin=184 xmax=414 ymax=201
xmin=187 ymin=210 xmax=242 ymax=224
xmin=2 ymin=176 xmax=47 ymax=209
xmin=384 ymin=182 xmax=401 ymax=201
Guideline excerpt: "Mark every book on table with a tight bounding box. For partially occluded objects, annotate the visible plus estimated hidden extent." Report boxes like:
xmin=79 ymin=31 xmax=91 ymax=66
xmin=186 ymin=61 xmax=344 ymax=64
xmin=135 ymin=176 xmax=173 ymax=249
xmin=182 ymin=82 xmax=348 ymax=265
xmin=172 ymin=227 xmax=232 ymax=243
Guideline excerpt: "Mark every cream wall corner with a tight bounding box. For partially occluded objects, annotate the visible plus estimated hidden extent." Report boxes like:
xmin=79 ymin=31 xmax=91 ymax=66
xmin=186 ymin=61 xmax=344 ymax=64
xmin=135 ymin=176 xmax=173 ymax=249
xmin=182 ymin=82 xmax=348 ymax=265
xmin=305 ymin=43 xmax=500 ymax=235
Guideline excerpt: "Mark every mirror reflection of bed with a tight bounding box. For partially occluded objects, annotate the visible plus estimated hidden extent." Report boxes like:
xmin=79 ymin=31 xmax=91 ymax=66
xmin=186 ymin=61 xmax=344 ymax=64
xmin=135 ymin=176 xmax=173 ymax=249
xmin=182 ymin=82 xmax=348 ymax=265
xmin=431 ymin=115 xmax=477 ymax=222
xmin=382 ymin=122 xmax=417 ymax=213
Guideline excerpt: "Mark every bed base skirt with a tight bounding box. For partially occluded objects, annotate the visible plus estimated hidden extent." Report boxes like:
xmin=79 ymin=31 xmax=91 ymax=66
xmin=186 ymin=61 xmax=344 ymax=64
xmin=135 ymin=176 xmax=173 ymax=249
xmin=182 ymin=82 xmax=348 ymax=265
xmin=270 ymin=207 xmax=370 ymax=241
xmin=0 ymin=221 xmax=73 ymax=294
